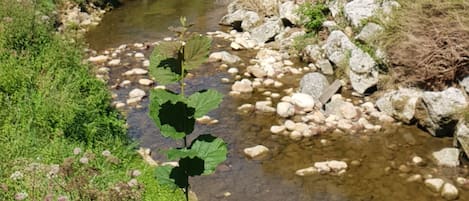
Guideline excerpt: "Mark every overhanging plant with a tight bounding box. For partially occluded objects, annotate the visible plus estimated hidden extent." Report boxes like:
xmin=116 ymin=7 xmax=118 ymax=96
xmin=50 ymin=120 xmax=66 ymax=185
xmin=148 ymin=17 xmax=227 ymax=201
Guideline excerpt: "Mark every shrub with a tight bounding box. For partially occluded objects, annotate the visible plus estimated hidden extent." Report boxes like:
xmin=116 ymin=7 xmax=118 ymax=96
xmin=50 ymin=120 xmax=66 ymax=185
xmin=297 ymin=2 xmax=329 ymax=32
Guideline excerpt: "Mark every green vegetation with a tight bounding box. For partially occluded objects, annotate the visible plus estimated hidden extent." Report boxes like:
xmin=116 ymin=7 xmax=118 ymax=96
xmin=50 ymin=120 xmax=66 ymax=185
xmin=149 ymin=17 xmax=227 ymax=201
xmin=0 ymin=0 xmax=182 ymax=200
xmin=292 ymin=32 xmax=318 ymax=53
xmin=297 ymin=2 xmax=329 ymax=32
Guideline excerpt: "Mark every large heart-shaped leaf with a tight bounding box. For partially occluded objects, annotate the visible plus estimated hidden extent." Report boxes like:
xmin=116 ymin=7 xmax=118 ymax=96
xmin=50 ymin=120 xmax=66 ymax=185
xmin=165 ymin=148 xmax=197 ymax=160
xmin=150 ymin=41 xmax=183 ymax=84
xmin=190 ymin=134 xmax=227 ymax=175
xmin=183 ymin=35 xmax=211 ymax=70
xmin=188 ymin=89 xmax=223 ymax=118
xmin=155 ymin=165 xmax=180 ymax=189
xmin=149 ymin=89 xmax=194 ymax=140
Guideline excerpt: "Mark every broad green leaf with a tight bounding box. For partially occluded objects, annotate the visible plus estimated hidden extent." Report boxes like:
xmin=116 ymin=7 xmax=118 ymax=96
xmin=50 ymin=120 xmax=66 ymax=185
xmin=150 ymin=41 xmax=183 ymax=84
xmin=158 ymin=101 xmax=195 ymax=139
xmin=149 ymin=89 xmax=194 ymax=139
xmin=166 ymin=148 xmax=197 ymax=160
xmin=155 ymin=165 xmax=179 ymax=189
xmin=151 ymin=89 xmax=185 ymax=105
xmin=188 ymin=89 xmax=223 ymax=118
xmin=183 ymin=35 xmax=211 ymax=70
xmin=179 ymin=157 xmax=205 ymax=177
xmin=190 ymin=134 xmax=227 ymax=175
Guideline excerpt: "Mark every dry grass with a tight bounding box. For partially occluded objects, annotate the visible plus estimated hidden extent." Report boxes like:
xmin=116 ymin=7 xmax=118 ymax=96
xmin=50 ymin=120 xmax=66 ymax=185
xmin=381 ymin=0 xmax=469 ymax=90
xmin=237 ymin=0 xmax=280 ymax=16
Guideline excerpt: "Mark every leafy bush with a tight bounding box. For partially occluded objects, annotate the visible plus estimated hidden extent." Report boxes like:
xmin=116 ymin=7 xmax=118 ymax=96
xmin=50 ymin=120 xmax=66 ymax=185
xmin=297 ymin=2 xmax=329 ymax=32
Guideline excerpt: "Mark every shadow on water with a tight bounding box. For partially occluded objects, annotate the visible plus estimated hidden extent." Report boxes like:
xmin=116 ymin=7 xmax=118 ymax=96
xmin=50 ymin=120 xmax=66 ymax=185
xmin=86 ymin=1 xmax=469 ymax=201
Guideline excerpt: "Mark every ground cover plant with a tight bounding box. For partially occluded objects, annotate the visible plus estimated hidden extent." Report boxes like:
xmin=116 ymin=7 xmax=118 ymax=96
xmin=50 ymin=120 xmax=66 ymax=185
xmin=0 ymin=0 xmax=183 ymax=200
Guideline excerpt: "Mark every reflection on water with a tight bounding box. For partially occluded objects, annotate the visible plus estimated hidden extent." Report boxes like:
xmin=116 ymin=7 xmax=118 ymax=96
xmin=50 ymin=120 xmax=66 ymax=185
xmin=86 ymin=0 xmax=228 ymax=50
xmin=87 ymin=1 xmax=469 ymax=200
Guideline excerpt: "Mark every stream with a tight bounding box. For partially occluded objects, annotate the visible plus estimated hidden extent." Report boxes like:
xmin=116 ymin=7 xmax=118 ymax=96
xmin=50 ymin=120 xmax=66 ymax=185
xmin=85 ymin=0 xmax=468 ymax=200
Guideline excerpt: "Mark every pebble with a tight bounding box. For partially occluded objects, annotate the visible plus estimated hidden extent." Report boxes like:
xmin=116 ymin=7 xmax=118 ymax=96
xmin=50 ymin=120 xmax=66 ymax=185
xmin=295 ymin=167 xmax=318 ymax=176
xmin=244 ymin=145 xmax=269 ymax=160
xmin=227 ymin=67 xmax=239 ymax=74
xmin=129 ymin=88 xmax=146 ymax=99
xmin=142 ymin=60 xmax=150 ymax=67
xmin=120 ymin=80 xmax=131 ymax=87
xmin=441 ymin=183 xmax=459 ymax=200
xmin=412 ymin=156 xmax=425 ymax=166
xmin=221 ymin=78 xmax=230 ymax=83
xmin=114 ymin=102 xmax=125 ymax=109
xmin=123 ymin=68 xmax=148 ymax=76
xmin=270 ymin=125 xmax=286 ymax=134
xmin=138 ymin=79 xmax=154 ymax=86
xmin=88 ymin=55 xmax=109 ymax=63
xmin=289 ymin=131 xmax=302 ymax=141
xmin=424 ymin=178 xmax=445 ymax=193
xmin=108 ymin=59 xmax=121 ymax=66
xmin=406 ymin=174 xmax=423 ymax=183
xmin=135 ymin=52 xmax=144 ymax=58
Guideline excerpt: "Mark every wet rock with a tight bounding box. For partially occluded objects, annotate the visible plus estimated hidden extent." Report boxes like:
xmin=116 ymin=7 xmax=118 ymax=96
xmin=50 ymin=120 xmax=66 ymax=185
xmin=461 ymin=76 xmax=469 ymax=94
xmin=455 ymin=121 xmax=469 ymax=157
xmin=114 ymin=102 xmax=125 ymax=109
xmin=284 ymin=120 xmax=296 ymax=131
xmin=355 ymin=22 xmax=383 ymax=43
xmin=209 ymin=51 xmax=241 ymax=64
xmin=134 ymin=52 xmax=144 ymax=58
xmin=277 ymin=102 xmax=295 ymax=118
xmin=317 ymin=59 xmax=334 ymax=75
xmin=337 ymin=119 xmax=353 ymax=131
xmin=270 ymin=125 xmax=285 ymax=134
xmin=325 ymin=95 xmax=347 ymax=117
xmin=314 ymin=160 xmax=347 ymax=175
xmin=232 ymin=79 xmax=253 ymax=93
xmin=250 ymin=18 xmax=283 ymax=44
xmin=441 ymin=183 xmax=459 ymax=200
xmin=302 ymin=44 xmax=323 ymax=63
xmin=295 ymin=167 xmax=318 ymax=176
xmin=238 ymin=104 xmax=254 ymax=112
xmin=299 ymin=73 xmax=329 ymax=100
xmin=138 ymin=79 xmax=154 ymax=86
xmin=88 ymin=55 xmax=109 ymax=63
xmin=406 ymin=174 xmax=423 ymax=183
xmin=196 ymin=115 xmax=218 ymax=125
xmin=279 ymin=1 xmax=300 ymax=25
xmin=291 ymin=93 xmax=315 ymax=111
xmin=432 ymin=148 xmax=460 ymax=167
xmin=425 ymin=178 xmax=445 ymax=193
xmin=412 ymin=156 xmax=425 ymax=166
xmin=344 ymin=0 xmax=379 ymax=27
xmin=227 ymin=67 xmax=239 ymax=75
xmin=247 ymin=65 xmax=267 ymax=78
xmin=289 ymin=130 xmax=303 ymax=141
xmin=244 ymin=145 xmax=269 ymax=160
xmin=376 ymin=88 xmax=422 ymax=124
xmin=143 ymin=60 xmax=150 ymax=67
xmin=108 ymin=59 xmax=121 ymax=66
xmin=97 ymin=67 xmax=110 ymax=74
xmin=129 ymin=88 xmax=145 ymax=99
xmin=416 ymin=87 xmax=467 ymax=136
xmin=340 ymin=102 xmax=358 ymax=120
xmin=123 ymin=68 xmax=148 ymax=76
xmin=255 ymin=101 xmax=276 ymax=113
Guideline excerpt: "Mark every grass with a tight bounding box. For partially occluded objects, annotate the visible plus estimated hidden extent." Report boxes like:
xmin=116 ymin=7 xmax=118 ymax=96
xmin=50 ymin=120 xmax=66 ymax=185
xmin=0 ymin=0 xmax=183 ymax=200
xmin=379 ymin=0 xmax=469 ymax=90
xmin=297 ymin=1 xmax=329 ymax=33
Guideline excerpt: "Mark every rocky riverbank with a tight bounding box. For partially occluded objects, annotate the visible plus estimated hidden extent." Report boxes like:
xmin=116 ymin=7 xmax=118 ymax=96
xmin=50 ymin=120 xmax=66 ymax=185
xmin=85 ymin=0 xmax=469 ymax=200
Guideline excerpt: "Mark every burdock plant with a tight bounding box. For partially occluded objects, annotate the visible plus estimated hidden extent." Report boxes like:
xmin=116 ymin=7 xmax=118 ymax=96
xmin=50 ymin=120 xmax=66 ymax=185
xmin=149 ymin=17 xmax=227 ymax=201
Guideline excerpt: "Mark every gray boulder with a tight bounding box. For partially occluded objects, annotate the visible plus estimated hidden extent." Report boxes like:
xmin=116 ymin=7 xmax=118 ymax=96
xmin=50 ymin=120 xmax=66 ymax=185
xmin=376 ymin=88 xmax=422 ymax=124
xmin=279 ymin=1 xmax=300 ymax=25
xmin=432 ymin=148 xmax=460 ymax=167
xmin=323 ymin=30 xmax=378 ymax=94
xmin=455 ymin=121 xmax=469 ymax=157
xmin=208 ymin=51 xmax=241 ymax=64
xmin=317 ymin=59 xmax=334 ymax=75
xmin=344 ymin=0 xmax=379 ymax=27
xmin=302 ymin=44 xmax=324 ymax=63
xmin=415 ymin=87 xmax=468 ymax=136
xmin=299 ymin=72 xmax=330 ymax=100
xmin=250 ymin=18 xmax=283 ymax=44
xmin=461 ymin=76 xmax=469 ymax=94
xmin=220 ymin=9 xmax=261 ymax=32
xmin=355 ymin=22 xmax=383 ymax=43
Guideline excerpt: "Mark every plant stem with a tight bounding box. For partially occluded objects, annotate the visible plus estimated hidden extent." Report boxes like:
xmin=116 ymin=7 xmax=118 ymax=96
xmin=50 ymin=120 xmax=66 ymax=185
xmin=185 ymin=186 xmax=189 ymax=201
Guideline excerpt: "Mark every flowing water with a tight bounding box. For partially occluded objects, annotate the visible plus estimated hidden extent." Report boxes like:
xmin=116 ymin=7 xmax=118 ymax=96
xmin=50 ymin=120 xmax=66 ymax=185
xmin=86 ymin=1 xmax=469 ymax=200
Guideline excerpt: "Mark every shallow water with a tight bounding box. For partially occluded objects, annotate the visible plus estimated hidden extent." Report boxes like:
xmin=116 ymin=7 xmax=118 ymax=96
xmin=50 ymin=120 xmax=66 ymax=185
xmin=86 ymin=1 xmax=469 ymax=201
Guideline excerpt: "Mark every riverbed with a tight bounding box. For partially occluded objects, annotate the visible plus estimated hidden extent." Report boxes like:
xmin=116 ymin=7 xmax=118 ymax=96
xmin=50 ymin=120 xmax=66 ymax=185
xmin=85 ymin=0 xmax=468 ymax=200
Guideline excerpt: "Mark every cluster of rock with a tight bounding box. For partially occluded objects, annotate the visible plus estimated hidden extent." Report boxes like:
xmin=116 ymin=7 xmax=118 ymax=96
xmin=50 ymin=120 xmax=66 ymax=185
xmin=58 ymin=2 xmax=106 ymax=34
xmin=88 ymin=43 xmax=156 ymax=109
xmin=295 ymin=160 xmax=348 ymax=176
